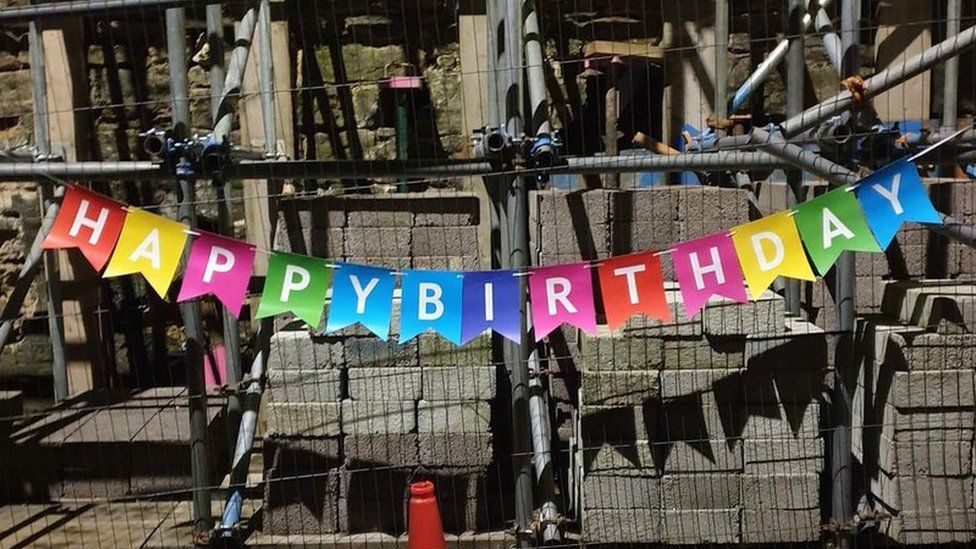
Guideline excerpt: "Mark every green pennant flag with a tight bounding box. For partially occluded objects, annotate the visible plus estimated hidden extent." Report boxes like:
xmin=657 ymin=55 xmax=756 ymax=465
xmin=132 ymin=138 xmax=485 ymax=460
xmin=256 ymin=251 xmax=331 ymax=327
xmin=793 ymin=187 xmax=882 ymax=275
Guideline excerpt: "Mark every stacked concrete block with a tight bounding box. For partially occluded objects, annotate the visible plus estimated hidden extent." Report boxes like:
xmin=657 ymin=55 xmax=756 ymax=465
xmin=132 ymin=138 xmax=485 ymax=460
xmin=532 ymin=189 xmax=613 ymax=266
xmin=265 ymin=331 xmax=343 ymax=438
xmin=738 ymin=322 xmax=825 ymax=544
xmin=578 ymin=284 xmax=828 ymax=544
xmin=862 ymin=325 xmax=976 ymax=545
xmin=609 ymin=187 xmax=750 ymax=279
xmin=275 ymin=192 xmax=483 ymax=273
xmin=264 ymin=330 xmax=344 ymax=534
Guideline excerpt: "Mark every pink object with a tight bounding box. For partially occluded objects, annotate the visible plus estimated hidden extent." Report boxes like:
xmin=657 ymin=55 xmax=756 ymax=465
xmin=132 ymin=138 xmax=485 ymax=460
xmin=204 ymin=345 xmax=227 ymax=388
xmin=385 ymin=76 xmax=423 ymax=89
xmin=177 ymin=232 xmax=256 ymax=317
xmin=672 ymin=232 xmax=748 ymax=319
xmin=528 ymin=262 xmax=598 ymax=341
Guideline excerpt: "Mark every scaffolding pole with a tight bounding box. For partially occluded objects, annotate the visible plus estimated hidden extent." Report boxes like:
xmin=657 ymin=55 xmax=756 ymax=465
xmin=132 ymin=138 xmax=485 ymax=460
xmin=167 ymin=7 xmax=212 ymax=542
xmin=785 ymin=0 xmax=805 ymax=315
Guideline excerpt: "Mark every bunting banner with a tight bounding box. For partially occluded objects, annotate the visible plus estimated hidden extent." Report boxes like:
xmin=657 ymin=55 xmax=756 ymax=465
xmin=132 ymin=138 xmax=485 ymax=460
xmin=42 ymin=185 xmax=127 ymax=271
xmin=255 ymin=251 xmax=331 ymax=327
xmin=792 ymin=187 xmax=882 ymax=275
xmin=399 ymin=270 xmax=463 ymax=344
xmin=177 ymin=232 xmax=256 ymax=317
xmin=731 ymin=211 xmax=817 ymax=299
xmin=102 ymin=208 xmax=189 ymax=298
xmin=325 ymin=263 xmax=396 ymax=339
xmin=528 ymin=263 xmax=597 ymax=341
xmin=672 ymin=232 xmax=748 ymax=318
xmin=37 ymin=155 xmax=958 ymax=348
xmin=460 ymin=270 xmax=521 ymax=344
xmin=855 ymin=158 xmax=943 ymax=248
xmin=597 ymin=252 xmax=671 ymax=331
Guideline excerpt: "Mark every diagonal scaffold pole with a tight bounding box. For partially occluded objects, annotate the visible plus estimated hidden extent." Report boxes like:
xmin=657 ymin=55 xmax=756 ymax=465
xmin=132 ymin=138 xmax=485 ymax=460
xmin=218 ymin=0 xmax=275 ymax=537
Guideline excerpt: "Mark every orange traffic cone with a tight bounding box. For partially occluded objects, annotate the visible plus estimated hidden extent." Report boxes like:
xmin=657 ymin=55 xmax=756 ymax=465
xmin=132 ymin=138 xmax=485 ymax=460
xmin=408 ymin=481 xmax=447 ymax=549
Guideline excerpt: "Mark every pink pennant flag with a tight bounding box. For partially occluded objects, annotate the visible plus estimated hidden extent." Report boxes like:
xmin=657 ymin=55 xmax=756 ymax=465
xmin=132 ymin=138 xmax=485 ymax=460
xmin=177 ymin=232 xmax=256 ymax=317
xmin=204 ymin=345 xmax=227 ymax=388
xmin=672 ymin=232 xmax=748 ymax=319
xmin=528 ymin=262 xmax=597 ymax=341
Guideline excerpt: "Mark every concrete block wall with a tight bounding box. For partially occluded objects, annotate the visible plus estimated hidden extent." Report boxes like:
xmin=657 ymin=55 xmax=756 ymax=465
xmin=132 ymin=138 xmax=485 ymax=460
xmin=263 ymin=193 xmax=504 ymax=536
xmin=577 ymin=288 xmax=826 ymax=544
xmin=858 ymin=283 xmax=976 ymax=545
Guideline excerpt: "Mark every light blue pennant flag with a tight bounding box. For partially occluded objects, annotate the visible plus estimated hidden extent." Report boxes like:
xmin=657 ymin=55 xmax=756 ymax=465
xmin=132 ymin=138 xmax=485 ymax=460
xmin=324 ymin=263 xmax=396 ymax=339
xmin=855 ymin=158 xmax=942 ymax=249
xmin=399 ymin=270 xmax=463 ymax=344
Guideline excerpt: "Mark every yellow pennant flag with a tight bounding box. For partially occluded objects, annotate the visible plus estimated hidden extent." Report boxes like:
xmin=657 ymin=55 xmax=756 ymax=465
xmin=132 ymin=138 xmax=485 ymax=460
xmin=731 ymin=211 xmax=816 ymax=300
xmin=103 ymin=208 xmax=189 ymax=298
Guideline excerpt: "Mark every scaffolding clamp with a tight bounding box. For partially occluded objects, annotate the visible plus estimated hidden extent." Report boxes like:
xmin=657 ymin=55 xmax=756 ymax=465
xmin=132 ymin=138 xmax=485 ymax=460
xmin=141 ymin=127 xmax=231 ymax=180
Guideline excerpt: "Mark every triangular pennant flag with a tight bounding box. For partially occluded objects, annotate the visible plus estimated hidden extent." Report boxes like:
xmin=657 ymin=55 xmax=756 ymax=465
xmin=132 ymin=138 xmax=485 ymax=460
xmin=793 ymin=187 xmax=882 ymax=275
xmin=672 ymin=232 xmax=748 ymax=318
xmin=256 ymin=251 xmax=330 ymax=327
xmin=460 ymin=270 xmax=521 ymax=344
xmin=597 ymin=252 xmax=671 ymax=331
xmin=855 ymin=158 xmax=942 ymax=249
xmin=528 ymin=262 xmax=597 ymax=341
xmin=42 ymin=185 xmax=127 ymax=271
xmin=731 ymin=211 xmax=816 ymax=300
xmin=102 ymin=208 xmax=189 ymax=298
xmin=177 ymin=232 xmax=256 ymax=317
xmin=324 ymin=263 xmax=396 ymax=340
xmin=399 ymin=270 xmax=463 ymax=344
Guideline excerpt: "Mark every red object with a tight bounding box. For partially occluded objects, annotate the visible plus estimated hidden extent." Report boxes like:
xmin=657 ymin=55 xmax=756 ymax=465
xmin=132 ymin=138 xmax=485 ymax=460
xmin=408 ymin=481 xmax=446 ymax=549
xmin=42 ymin=185 xmax=127 ymax=271
xmin=597 ymin=251 xmax=671 ymax=331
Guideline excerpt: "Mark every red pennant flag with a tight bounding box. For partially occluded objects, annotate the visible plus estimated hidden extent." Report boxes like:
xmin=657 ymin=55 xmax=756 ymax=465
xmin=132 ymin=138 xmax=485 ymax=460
xmin=597 ymin=252 xmax=671 ymax=331
xmin=42 ymin=186 xmax=127 ymax=271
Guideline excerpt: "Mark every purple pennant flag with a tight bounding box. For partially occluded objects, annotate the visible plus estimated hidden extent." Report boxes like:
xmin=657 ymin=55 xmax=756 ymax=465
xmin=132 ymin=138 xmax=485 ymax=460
xmin=672 ymin=232 xmax=748 ymax=319
xmin=177 ymin=232 xmax=256 ymax=317
xmin=461 ymin=270 xmax=521 ymax=344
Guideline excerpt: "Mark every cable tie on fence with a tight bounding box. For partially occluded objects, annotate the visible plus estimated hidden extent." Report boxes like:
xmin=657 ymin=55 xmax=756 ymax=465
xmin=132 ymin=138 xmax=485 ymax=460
xmin=653 ymin=248 xmax=675 ymax=257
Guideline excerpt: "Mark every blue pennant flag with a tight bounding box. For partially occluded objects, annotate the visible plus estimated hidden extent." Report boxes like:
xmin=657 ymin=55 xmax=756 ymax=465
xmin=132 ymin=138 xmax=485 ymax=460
xmin=325 ymin=263 xmax=396 ymax=339
xmin=460 ymin=270 xmax=521 ymax=344
xmin=855 ymin=158 xmax=942 ymax=249
xmin=399 ymin=270 xmax=463 ymax=344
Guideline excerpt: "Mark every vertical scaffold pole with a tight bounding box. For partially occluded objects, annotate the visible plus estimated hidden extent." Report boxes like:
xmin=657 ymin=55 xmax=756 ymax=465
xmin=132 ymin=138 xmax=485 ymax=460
xmin=832 ymin=1 xmax=857 ymax=547
xmin=784 ymin=0 xmax=804 ymax=315
xmin=167 ymin=7 xmax=212 ymax=541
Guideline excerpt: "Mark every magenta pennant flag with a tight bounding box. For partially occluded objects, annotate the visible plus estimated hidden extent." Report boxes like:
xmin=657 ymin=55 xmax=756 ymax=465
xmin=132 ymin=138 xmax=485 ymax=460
xmin=672 ymin=232 xmax=748 ymax=319
xmin=177 ymin=232 xmax=256 ymax=317
xmin=528 ymin=262 xmax=597 ymax=341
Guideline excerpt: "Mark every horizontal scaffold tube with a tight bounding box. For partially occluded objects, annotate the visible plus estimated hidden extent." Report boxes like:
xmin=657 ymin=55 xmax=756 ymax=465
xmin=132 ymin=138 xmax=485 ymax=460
xmin=0 ymin=152 xmax=792 ymax=181
xmin=0 ymin=0 xmax=208 ymax=22
xmin=782 ymin=25 xmax=976 ymax=137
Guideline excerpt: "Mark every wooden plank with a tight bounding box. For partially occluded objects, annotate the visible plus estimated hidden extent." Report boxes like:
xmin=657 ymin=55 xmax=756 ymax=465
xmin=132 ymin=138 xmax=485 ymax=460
xmin=583 ymin=40 xmax=665 ymax=61
xmin=41 ymin=18 xmax=105 ymax=395
xmin=458 ymin=6 xmax=492 ymax=268
xmin=873 ymin=0 xmax=932 ymax=121
xmin=240 ymin=3 xmax=293 ymax=275
xmin=662 ymin=0 xmax=715 ymax=147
